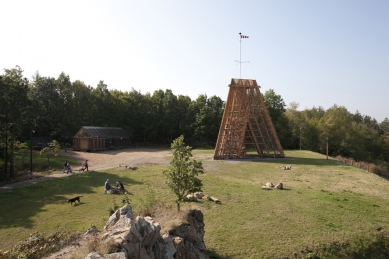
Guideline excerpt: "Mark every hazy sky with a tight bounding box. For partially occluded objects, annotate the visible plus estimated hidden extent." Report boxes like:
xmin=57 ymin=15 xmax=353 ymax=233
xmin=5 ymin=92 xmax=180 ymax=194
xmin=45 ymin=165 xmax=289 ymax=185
xmin=1 ymin=0 xmax=388 ymax=122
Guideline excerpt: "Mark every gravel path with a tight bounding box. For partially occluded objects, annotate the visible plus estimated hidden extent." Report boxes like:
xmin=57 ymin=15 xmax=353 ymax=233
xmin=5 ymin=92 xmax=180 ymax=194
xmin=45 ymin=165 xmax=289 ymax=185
xmin=59 ymin=148 xmax=172 ymax=171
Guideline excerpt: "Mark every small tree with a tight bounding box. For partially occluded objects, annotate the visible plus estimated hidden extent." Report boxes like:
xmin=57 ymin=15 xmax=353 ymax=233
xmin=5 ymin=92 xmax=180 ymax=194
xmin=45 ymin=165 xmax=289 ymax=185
xmin=15 ymin=141 xmax=29 ymax=165
xmin=40 ymin=140 xmax=61 ymax=168
xmin=163 ymin=135 xmax=204 ymax=211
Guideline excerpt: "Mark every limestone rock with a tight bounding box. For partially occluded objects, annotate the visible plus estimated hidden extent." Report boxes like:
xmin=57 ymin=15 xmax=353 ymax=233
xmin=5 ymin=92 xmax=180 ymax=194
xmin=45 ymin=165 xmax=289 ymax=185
xmin=186 ymin=194 xmax=197 ymax=201
xmin=274 ymin=182 xmax=283 ymax=190
xmin=265 ymin=182 xmax=274 ymax=188
xmin=85 ymin=226 xmax=100 ymax=236
xmin=85 ymin=252 xmax=104 ymax=259
xmin=101 ymin=204 xmax=208 ymax=259
xmin=208 ymin=196 xmax=221 ymax=204
xmin=85 ymin=252 xmax=126 ymax=259
xmin=194 ymin=192 xmax=205 ymax=199
xmin=168 ymin=210 xmax=208 ymax=259
xmin=202 ymin=195 xmax=210 ymax=201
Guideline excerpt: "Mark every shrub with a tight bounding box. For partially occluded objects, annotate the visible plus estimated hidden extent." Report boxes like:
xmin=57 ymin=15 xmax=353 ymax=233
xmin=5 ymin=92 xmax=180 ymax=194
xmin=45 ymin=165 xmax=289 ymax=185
xmin=2 ymin=230 xmax=77 ymax=259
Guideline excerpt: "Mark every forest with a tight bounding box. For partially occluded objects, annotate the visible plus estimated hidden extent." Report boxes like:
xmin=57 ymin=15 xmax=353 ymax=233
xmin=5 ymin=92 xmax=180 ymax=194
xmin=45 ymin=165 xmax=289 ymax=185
xmin=1 ymin=66 xmax=389 ymax=181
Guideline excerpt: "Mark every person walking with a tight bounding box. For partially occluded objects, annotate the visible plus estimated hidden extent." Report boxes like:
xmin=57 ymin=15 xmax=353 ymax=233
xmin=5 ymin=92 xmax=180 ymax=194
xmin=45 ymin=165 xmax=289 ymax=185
xmin=66 ymin=162 xmax=72 ymax=174
xmin=84 ymin=160 xmax=89 ymax=171
xmin=63 ymin=160 xmax=68 ymax=173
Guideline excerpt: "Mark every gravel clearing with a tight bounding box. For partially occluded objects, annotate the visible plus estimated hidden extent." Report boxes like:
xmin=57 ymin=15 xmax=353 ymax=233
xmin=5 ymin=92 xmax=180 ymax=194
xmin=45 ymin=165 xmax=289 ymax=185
xmin=59 ymin=148 xmax=173 ymax=171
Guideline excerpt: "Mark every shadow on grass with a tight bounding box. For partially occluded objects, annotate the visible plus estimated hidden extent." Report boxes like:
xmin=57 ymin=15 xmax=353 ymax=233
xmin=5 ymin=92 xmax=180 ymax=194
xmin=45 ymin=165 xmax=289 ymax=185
xmin=207 ymin=249 xmax=233 ymax=259
xmin=241 ymin=156 xmax=343 ymax=166
xmin=0 ymin=170 xmax=143 ymax=229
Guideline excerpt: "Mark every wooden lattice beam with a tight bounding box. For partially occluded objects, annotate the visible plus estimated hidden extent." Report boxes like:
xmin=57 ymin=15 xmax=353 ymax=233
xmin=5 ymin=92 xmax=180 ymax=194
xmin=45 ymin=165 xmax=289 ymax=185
xmin=214 ymin=78 xmax=284 ymax=159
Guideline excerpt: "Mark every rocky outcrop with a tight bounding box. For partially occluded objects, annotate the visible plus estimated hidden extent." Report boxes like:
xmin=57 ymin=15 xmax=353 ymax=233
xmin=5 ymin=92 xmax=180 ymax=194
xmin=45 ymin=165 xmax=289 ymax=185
xmin=274 ymin=182 xmax=283 ymax=190
xmin=98 ymin=204 xmax=209 ymax=259
xmin=262 ymin=182 xmax=284 ymax=190
xmin=186 ymin=192 xmax=221 ymax=204
xmin=168 ymin=210 xmax=208 ymax=259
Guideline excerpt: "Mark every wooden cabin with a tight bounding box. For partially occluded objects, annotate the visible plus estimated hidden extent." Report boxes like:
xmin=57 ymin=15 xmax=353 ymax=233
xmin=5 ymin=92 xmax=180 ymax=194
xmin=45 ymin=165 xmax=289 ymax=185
xmin=73 ymin=126 xmax=130 ymax=151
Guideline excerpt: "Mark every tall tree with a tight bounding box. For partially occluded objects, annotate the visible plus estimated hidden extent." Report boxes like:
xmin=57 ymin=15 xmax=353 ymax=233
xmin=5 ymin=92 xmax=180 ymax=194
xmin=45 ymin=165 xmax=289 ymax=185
xmin=162 ymin=89 xmax=179 ymax=142
xmin=380 ymin=118 xmax=389 ymax=137
xmin=72 ymin=80 xmax=93 ymax=129
xmin=177 ymin=95 xmax=194 ymax=142
xmin=263 ymin=89 xmax=290 ymax=148
xmin=299 ymin=106 xmax=325 ymax=151
xmin=0 ymin=66 xmax=31 ymax=180
xmin=194 ymin=95 xmax=224 ymax=146
xmin=285 ymin=102 xmax=303 ymax=149
xmin=55 ymin=72 xmax=76 ymax=141
xmin=318 ymin=105 xmax=354 ymax=157
xmin=151 ymin=90 xmax=166 ymax=143
xmin=30 ymin=73 xmax=61 ymax=138
xmin=263 ymin=89 xmax=286 ymax=122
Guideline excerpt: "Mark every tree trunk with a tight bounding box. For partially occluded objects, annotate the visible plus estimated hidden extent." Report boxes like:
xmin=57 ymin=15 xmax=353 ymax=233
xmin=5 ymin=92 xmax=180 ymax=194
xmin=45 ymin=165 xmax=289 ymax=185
xmin=47 ymin=154 xmax=51 ymax=167
xmin=4 ymin=123 xmax=9 ymax=181
xmin=9 ymin=129 xmax=15 ymax=179
xmin=177 ymin=202 xmax=180 ymax=212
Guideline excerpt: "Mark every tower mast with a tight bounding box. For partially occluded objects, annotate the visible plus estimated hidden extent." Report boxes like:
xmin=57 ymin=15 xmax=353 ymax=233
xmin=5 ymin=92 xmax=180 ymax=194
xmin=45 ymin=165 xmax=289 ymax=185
xmin=236 ymin=32 xmax=249 ymax=78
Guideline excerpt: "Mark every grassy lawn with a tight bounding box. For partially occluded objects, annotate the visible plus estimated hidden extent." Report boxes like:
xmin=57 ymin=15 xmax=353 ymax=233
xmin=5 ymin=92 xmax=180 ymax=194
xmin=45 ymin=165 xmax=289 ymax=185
xmin=0 ymin=150 xmax=81 ymax=185
xmin=1 ymin=149 xmax=389 ymax=258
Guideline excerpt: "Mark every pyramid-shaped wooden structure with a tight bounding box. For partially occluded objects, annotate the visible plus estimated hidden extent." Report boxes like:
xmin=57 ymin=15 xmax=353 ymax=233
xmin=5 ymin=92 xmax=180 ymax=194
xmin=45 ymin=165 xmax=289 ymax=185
xmin=214 ymin=78 xmax=284 ymax=159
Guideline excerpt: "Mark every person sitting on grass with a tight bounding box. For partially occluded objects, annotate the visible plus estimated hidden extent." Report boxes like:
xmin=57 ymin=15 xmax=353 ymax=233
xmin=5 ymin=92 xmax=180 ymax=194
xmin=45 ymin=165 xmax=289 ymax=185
xmin=115 ymin=180 xmax=127 ymax=194
xmin=105 ymin=179 xmax=113 ymax=193
xmin=118 ymin=181 xmax=125 ymax=191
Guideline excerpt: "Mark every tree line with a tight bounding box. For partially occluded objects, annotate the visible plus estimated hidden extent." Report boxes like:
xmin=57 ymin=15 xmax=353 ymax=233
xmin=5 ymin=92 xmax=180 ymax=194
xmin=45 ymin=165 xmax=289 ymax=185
xmin=1 ymin=66 xmax=388 ymax=180
xmin=264 ymin=89 xmax=389 ymax=167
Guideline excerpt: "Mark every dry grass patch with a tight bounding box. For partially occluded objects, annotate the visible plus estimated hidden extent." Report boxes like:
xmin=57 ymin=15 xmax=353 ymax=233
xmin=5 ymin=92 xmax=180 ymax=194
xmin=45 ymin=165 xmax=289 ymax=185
xmin=151 ymin=203 xmax=203 ymax=235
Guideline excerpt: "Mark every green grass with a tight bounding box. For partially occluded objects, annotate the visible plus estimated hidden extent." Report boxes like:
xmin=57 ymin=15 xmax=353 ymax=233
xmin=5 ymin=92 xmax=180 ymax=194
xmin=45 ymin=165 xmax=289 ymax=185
xmin=2 ymin=149 xmax=389 ymax=258
xmin=0 ymin=150 xmax=80 ymax=184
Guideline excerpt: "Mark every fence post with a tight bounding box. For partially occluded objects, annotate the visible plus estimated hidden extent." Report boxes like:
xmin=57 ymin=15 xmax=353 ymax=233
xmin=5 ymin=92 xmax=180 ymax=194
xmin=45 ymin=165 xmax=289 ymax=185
xmin=367 ymin=164 xmax=369 ymax=172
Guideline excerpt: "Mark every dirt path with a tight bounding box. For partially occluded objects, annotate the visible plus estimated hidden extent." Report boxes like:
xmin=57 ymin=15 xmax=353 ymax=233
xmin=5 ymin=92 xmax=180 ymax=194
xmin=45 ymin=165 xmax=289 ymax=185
xmin=0 ymin=148 xmax=172 ymax=192
xmin=59 ymin=148 xmax=172 ymax=171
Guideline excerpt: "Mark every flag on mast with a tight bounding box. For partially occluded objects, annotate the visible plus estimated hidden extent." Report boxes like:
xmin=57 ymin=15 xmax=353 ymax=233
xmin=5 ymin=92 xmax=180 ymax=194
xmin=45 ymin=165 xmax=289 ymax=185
xmin=240 ymin=34 xmax=249 ymax=38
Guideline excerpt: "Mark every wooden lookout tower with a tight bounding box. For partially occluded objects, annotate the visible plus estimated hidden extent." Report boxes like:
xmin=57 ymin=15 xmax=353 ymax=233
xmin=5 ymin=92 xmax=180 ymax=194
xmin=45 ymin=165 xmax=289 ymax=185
xmin=214 ymin=78 xmax=284 ymax=159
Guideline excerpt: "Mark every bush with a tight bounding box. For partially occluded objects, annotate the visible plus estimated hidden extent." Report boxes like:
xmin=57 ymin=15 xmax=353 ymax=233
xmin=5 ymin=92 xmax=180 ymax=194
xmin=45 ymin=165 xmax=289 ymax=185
xmin=2 ymin=230 xmax=77 ymax=259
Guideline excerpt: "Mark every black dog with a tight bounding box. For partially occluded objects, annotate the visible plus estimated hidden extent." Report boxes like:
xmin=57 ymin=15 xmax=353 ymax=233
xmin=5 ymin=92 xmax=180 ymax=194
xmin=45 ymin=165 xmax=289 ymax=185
xmin=68 ymin=196 xmax=83 ymax=205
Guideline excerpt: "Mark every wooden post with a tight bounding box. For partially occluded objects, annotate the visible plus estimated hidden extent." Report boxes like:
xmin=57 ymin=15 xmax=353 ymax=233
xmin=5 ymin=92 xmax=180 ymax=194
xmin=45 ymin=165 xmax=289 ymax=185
xmin=326 ymin=137 xmax=328 ymax=160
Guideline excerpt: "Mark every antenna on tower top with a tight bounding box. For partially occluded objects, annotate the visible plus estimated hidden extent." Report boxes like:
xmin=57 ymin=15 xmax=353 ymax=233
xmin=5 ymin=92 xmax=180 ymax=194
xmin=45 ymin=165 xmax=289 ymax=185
xmin=235 ymin=32 xmax=250 ymax=78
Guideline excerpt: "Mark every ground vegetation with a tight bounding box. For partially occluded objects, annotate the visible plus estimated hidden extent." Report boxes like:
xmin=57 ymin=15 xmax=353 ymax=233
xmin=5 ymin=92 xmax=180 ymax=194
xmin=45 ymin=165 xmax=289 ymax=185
xmin=1 ymin=150 xmax=389 ymax=258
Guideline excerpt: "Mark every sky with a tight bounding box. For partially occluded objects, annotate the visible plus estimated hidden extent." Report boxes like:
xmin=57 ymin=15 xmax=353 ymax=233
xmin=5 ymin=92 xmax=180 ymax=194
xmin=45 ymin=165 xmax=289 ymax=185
xmin=1 ymin=0 xmax=388 ymax=122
